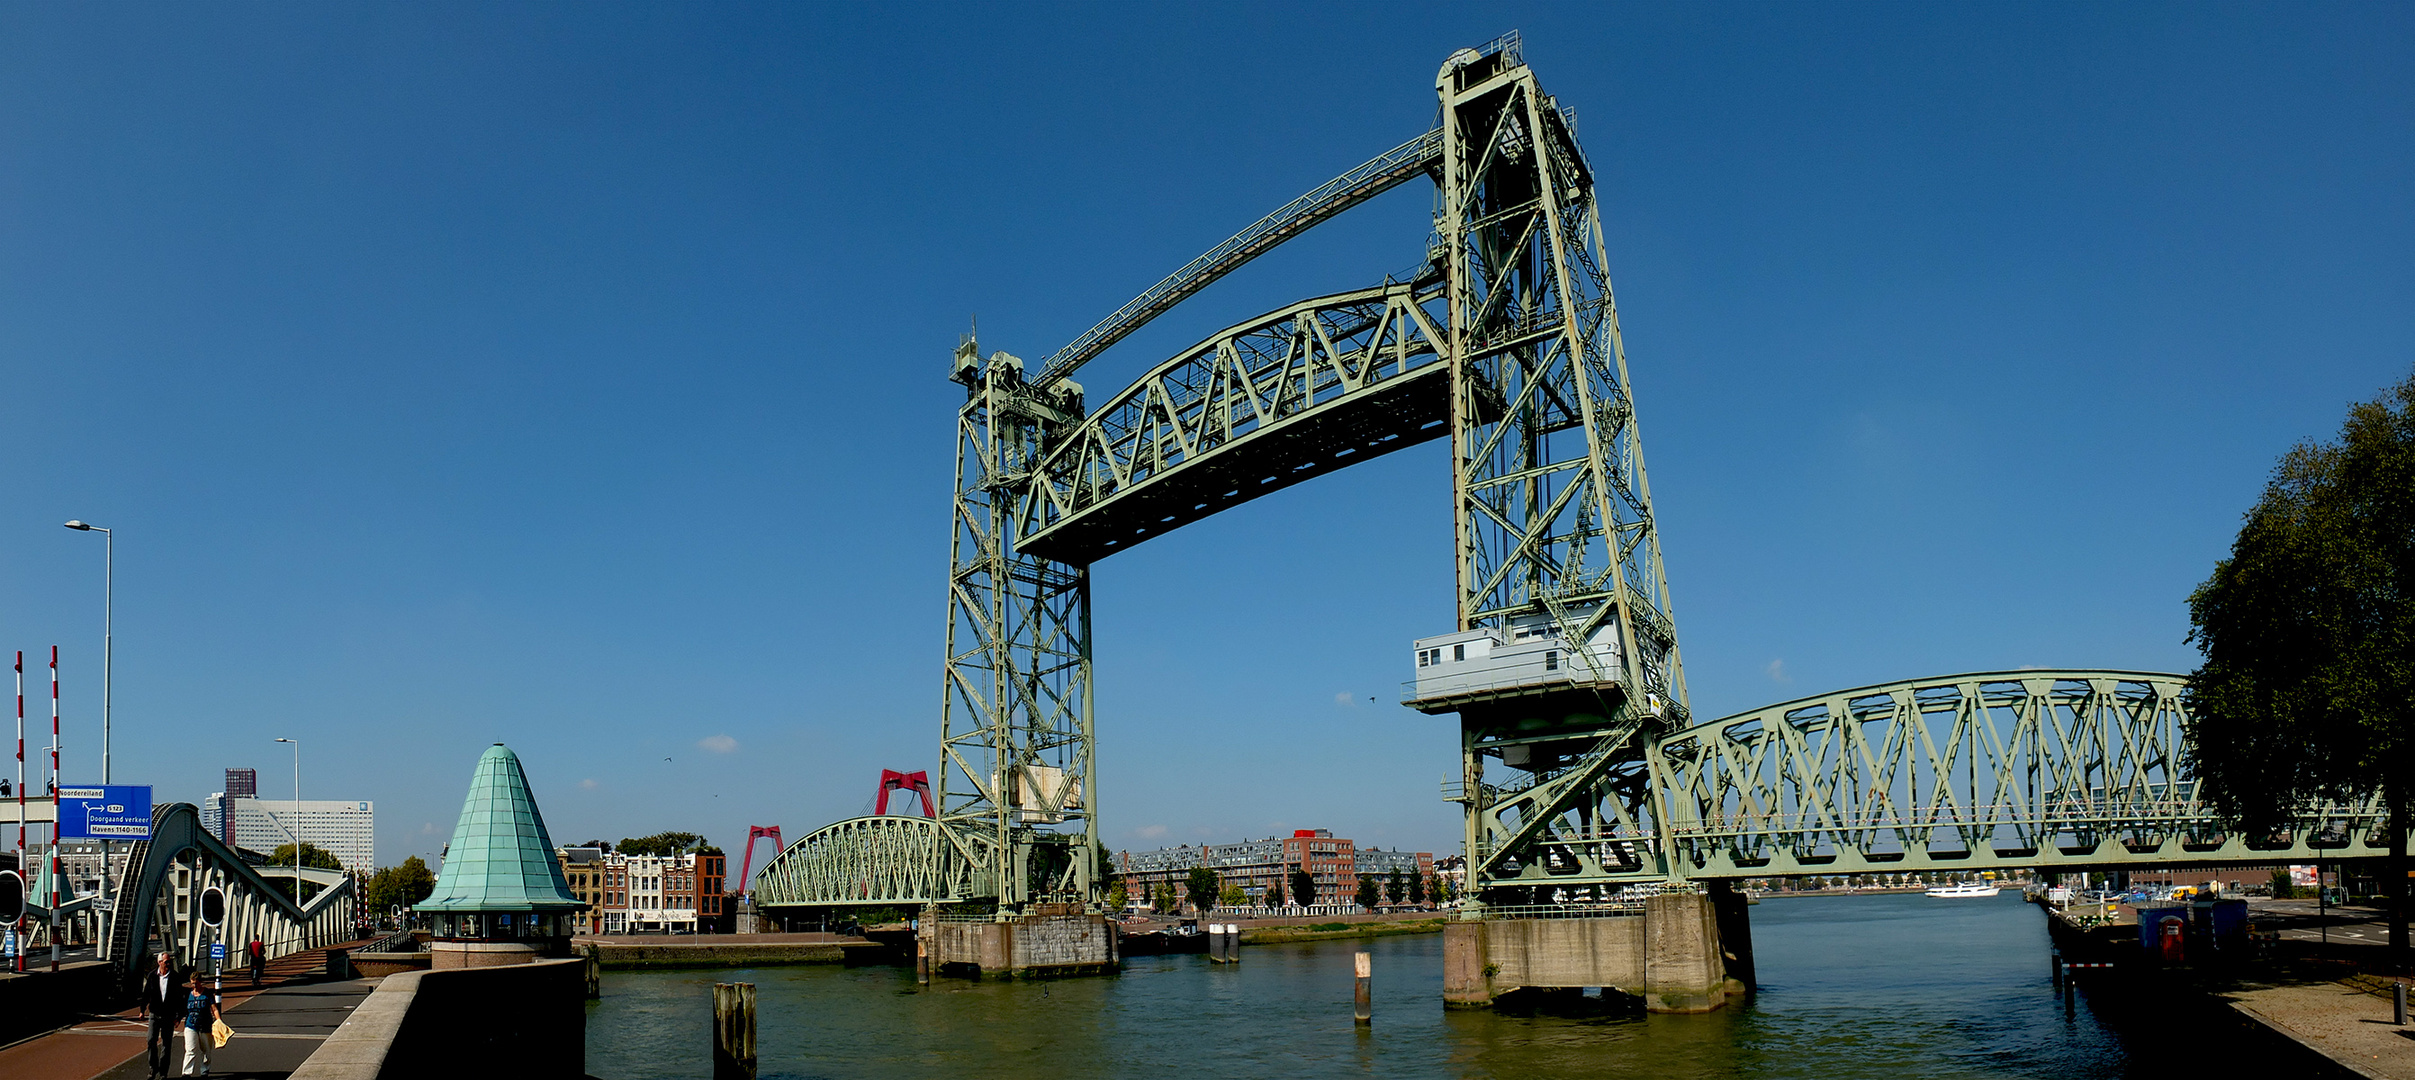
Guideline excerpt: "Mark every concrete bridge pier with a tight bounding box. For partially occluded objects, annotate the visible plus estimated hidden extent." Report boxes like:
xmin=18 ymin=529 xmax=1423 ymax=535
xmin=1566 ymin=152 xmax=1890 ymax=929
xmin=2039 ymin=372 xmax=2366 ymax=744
xmin=917 ymin=904 xmax=1119 ymax=979
xmin=1444 ymin=890 xmax=1753 ymax=1012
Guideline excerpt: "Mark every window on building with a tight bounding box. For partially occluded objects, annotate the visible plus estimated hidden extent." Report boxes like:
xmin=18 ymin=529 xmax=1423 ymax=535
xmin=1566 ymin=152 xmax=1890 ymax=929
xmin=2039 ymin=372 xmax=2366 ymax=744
xmin=1545 ymin=650 xmax=1559 ymax=671
xmin=1454 ymin=644 xmax=1465 ymax=661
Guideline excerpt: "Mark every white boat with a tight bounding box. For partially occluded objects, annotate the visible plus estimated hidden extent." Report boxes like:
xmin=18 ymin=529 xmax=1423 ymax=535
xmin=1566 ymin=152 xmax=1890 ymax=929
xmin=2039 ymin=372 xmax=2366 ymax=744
xmin=1926 ymin=882 xmax=2001 ymax=898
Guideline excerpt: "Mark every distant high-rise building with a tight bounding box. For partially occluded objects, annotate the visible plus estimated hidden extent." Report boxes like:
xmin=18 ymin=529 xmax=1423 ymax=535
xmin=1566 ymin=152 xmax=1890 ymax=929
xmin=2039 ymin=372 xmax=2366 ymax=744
xmin=225 ymin=768 xmax=257 ymax=798
xmin=202 ymin=793 xmax=230 ymax=846
xmin=231 ymin=797 xmax=375 ymax=872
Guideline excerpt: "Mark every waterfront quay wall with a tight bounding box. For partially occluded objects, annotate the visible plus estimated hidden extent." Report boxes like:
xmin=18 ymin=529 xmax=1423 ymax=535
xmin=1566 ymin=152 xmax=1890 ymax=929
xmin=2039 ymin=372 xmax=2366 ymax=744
xmin=922 ymin=909 xmax=1119 ymax=978
xmin=573 ymin=933 xmax=867 ymax=969
xmin=1444 ymin=891 xmax=1750 ymax=1013
xmin=291 ymin=957 xmax=585 ymax=1080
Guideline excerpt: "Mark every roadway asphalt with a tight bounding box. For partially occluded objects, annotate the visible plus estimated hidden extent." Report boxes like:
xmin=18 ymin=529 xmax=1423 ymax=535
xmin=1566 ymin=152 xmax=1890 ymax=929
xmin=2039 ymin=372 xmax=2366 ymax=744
xmin=2245 ymin=896 xmax=2400 ymax=946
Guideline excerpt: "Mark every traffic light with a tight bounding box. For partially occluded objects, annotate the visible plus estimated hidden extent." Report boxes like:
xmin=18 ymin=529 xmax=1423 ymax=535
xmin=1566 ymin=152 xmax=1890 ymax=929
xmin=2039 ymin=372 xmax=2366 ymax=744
xmin=0 ymin=871 xmax=21 ymax=923
xmin=199 ymin=887 xmax=226 ymax=928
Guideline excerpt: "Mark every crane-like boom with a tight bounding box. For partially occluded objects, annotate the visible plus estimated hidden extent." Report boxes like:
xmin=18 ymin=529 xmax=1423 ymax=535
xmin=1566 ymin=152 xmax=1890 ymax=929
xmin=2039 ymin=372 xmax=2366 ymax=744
xmin=1033 ymin=127 xmax=1443 ymax=386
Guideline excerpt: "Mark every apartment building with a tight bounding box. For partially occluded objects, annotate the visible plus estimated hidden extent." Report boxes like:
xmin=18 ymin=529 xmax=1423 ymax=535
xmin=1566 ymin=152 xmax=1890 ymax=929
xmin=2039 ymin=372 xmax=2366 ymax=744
xmin=554 ymin=847 xmax=725 ymax=934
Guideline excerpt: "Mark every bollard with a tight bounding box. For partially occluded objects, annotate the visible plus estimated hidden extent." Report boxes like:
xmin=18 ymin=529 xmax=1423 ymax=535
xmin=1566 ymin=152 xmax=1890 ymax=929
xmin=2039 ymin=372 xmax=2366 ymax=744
xmin=1214 ymin=924 xmax=1229 ymax=963
xmin=2396 ymin=981 xmax=2407 ymax=1026
xmin=583 ymin=943 xmax=602 ymax=1000
xmin=713 ymin=982 xmax=757 ymax=1080
xmin=1354 ymin=950 xmax=1372 ymax=1025
xmin=1226 ymin=924 xmax=1240 ymax=964
xmin=916 ymin=937 xmax=930 ymax=985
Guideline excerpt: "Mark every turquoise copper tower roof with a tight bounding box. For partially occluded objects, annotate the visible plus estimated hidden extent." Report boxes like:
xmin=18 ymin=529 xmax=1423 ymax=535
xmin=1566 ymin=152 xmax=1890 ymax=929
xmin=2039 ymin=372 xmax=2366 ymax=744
xmin=416 ymin=743 xmax=582 ymax=913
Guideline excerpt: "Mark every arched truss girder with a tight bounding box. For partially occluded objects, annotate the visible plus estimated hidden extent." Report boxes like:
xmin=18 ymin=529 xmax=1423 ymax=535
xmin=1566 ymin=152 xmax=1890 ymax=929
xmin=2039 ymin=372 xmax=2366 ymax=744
xmin=103 ymin=802 xmax=356 ymax=991
xmin=1632 ymin=670 xmax=2395 ymax=881
xmin=1016 ymin=278 xmax=1450 ymax=564
xmin=750 ymin=815 xmax=994 ymax=911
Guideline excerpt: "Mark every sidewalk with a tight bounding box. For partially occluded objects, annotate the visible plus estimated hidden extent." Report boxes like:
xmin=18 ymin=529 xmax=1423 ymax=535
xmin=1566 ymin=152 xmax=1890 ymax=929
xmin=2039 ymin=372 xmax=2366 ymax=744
xmin=2230 ymin=978 xmax=2415 ymax=1080
xmin=0 ymin=940 xmax=377 ymax=1080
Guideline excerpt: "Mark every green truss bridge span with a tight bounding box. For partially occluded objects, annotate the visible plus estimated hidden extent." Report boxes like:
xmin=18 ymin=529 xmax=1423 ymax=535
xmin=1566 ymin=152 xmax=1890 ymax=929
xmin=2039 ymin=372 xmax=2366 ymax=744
xmin=750 ymin=35 xmax=2402 ymax=921
xmin=753 ymin=669 xmax=2398 ymax=909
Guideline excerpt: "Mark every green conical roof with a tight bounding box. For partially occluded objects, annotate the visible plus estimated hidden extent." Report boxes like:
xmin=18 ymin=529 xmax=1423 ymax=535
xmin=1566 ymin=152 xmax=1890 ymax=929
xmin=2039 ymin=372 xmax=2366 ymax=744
xmin=416 ymin=743 xmax=581 ymax=913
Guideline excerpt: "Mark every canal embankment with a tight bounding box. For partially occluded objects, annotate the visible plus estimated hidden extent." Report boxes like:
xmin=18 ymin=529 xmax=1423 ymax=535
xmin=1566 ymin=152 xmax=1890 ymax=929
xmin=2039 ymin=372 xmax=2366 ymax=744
xmin=573 ymin=932 xmax=883 ymax=970
xmin=2041 ymin=897 xmax=2413 ymax=1079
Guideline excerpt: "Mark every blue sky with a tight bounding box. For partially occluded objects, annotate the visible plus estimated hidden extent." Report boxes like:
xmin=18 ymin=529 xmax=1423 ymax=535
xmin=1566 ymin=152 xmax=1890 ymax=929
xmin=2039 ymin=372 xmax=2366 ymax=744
xmin=2 ymin=3 xmax=2407 ymax=868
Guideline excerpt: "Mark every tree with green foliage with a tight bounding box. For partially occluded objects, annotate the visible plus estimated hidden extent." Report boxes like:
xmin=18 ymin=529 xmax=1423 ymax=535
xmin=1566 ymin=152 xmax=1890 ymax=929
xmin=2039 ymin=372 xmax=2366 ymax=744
xmin=1154 ymin=882 xmax=1178 ymax=914
xmin=1107 ymin=878 xmax=1128 ymax=912
xmin=1431 ymin=873 xmax=1452 ymax=904
xmin=366 ymin=856 xmax=437 ymax=914
xmin=1288 ymin=868 xmax=1316 ymax=908
xmin=263 ymin=842 xmax=345 ymax=901
xmin=1186 ymin=867 xmax=1221 ymax=916
xmin=1354 ymin=874 xmax=1379 ymax=911
xmin=1263 ymin=879 xmax=1284 ymax=908
xmin=1408 ymin=870 xmax=1426 ymax=906
xmin=1220 ymin=880 xmax=1247 ymax=907
xmin=2186 ymin=365 xmax=2413 ymax=965
xmin=269 ymin=842 xmax=344 ymax=871
xmin=2268 ymin=869 xmax=2300 ymax=901
xmin=1384 ymin=868 xmax=1406 ymax=905
xmin=617 ymin=831 xmax=708 ymax=856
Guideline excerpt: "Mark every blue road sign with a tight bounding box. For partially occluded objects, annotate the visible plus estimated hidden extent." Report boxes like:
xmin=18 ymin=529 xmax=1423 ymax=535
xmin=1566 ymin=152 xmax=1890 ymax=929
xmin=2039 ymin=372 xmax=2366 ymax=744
xmin=57 ymin=785 xmax=152 ymax=840
xmin=211 ymin=942 xmax=226 ymax=960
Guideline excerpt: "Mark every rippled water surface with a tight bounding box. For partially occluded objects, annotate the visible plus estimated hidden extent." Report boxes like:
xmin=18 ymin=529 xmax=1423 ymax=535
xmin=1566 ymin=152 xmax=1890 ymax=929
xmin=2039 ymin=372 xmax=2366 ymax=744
xmin=588 ymin=893 xmax=2224 ymax=1079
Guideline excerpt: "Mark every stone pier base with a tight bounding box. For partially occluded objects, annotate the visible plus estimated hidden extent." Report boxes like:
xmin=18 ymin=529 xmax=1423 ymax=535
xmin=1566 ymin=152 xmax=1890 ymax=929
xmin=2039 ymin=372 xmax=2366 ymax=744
xmin=918 ymin=905 xmax=1119 ymax=979
xmin=1443 ymin=891 xmax=1751 ymax=1013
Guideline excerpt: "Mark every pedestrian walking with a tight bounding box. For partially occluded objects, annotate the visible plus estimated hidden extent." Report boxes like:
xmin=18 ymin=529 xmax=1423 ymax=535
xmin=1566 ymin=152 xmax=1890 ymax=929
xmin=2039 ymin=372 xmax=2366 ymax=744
xmin=180 ymin=974 xmax=219 ymax=1077
xmin=247 ymin=935 xmax=264 ymax=988
xmin=140 ymin=952 xmax=185 ymax=1079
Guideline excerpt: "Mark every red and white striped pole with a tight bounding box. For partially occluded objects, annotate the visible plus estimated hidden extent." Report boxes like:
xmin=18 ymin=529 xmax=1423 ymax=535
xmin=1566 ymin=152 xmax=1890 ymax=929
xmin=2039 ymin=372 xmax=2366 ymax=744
xmin=49 ymin=646 xmax=60 ymax=972
xmin=12 ymin=651 xmax=20 ymax=973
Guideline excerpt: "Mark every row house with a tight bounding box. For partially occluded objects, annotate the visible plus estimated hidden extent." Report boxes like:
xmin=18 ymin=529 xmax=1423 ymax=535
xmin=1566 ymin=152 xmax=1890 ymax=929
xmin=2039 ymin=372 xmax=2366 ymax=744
xmin=555 ymin=847 xmax=726 ymax=934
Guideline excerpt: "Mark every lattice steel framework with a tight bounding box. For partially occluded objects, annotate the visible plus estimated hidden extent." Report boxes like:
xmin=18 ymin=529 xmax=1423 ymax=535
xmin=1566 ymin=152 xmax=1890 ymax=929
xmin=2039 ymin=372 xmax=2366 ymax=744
xmin=1422 ymin=35 xmax=1690 ymax=904
xmin=751 ymin=815 xmax=985 ymax=908
xmin=933 ymin=341 xmax=1097 ymax=908
xmin=1646 ymin=671 xmax=2398 ymax=879
xmin=754 ymin=37 xmax=2406 ymax=912
xmin=1018 ymin=279 xmax=1450 ymax=562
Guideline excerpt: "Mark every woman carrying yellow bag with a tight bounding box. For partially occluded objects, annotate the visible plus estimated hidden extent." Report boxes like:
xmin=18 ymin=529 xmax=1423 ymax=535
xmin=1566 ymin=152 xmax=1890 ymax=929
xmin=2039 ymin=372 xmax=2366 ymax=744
xmin=213 ymin=1013 xmax=235 ymax=1050
xmin=180 ymin=975 xmax=220 ymax=1076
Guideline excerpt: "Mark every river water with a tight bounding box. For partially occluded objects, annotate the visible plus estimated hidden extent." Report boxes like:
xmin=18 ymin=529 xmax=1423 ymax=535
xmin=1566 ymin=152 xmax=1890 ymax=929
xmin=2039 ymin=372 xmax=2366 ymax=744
xmin=587 ymin=893 xmax=2226 ymax=1079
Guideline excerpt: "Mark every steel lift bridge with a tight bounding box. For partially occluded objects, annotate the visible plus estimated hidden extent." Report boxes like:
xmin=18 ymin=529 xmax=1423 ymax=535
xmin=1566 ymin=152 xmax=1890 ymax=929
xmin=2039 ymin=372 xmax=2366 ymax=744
xmin=753 ymin=35 xmax=2401 ymax=918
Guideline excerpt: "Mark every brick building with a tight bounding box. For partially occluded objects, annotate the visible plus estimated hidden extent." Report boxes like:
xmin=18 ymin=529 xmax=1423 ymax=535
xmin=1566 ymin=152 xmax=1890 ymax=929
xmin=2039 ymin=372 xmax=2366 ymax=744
xmin=555 ymin=847 xmax=723 ymax=934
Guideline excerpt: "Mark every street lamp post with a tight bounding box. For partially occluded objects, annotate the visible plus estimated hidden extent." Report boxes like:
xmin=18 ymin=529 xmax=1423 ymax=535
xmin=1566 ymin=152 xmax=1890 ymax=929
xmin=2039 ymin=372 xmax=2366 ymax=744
xmin=62 ymin=521 xmax=112 ymax=957
xmin=275 ymin=738 xmax=299 ymax=900
xmin=61 ymin=523 xmax=109 ymax=783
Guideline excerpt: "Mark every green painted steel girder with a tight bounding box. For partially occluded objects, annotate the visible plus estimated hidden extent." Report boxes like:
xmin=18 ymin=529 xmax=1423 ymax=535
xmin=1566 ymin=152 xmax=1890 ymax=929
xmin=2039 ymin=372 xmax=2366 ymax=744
xmin=751 ymin=815 xmax=995 ymax=910
xmin=1017 ymin=279 xmax=1449 ymax=563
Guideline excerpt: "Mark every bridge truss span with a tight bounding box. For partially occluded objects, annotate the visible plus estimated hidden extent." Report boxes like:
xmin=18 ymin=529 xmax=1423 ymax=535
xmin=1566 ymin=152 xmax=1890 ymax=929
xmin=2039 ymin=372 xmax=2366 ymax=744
xmin=1017 ymin=279 xmax=1450 ymax=563
xmin=751 ymin=814 xmax=992 ymax=910
xmin=1648 ymin=670 xmax=2398 ymax=880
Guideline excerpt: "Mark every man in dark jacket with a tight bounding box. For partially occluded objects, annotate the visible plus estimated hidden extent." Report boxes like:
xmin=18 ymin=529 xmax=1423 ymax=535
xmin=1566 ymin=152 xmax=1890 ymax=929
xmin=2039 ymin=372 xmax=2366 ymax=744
xmin=139 ymin=951 xmax=185 ymax=1079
